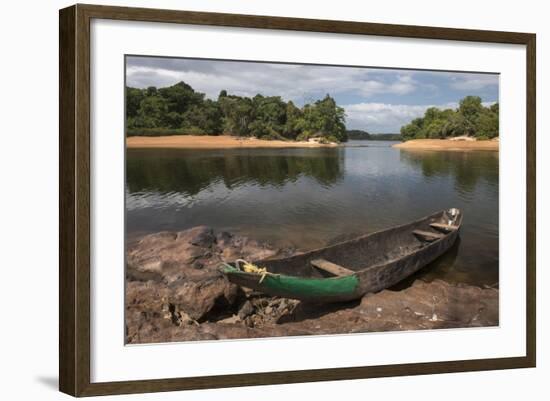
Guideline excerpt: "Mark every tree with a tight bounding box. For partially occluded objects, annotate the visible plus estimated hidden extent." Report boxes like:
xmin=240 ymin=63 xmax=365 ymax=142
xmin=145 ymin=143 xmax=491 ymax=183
xmin=132 ymin=96 xmax=168 ymax=128
xmin=459 ymin=96 xmax=483 ymax=125
xmin=145 ymin=86 xmax=158 ymax=97
xmin=400 ymin=118 xmax=424 ymax=140
xmin=475 ymin=108 xmax=499 ymax=138
xmin=248 ymin=95 xmax=287 ymax=139
xmin=163 ymin=111 xmax=185 ymax=129
xmin=158 ymin=81 xmax=204 ymax=114
xmin=283 ymin=101 xmax=303 ymax=140
xmin=444 ymin=112 xmax=474 ymax=137
xmin=126 ymin=87 xmax=145 ymax=118
xmin=298 ymin=95 xmax=347 ymax=142
xmin=424 ymin=119 xmax=447 ymax=139
xmin=218 ymin=95 xmax=254 ymax=136
xmin=183 ymin=99 xmax=223 ymax=134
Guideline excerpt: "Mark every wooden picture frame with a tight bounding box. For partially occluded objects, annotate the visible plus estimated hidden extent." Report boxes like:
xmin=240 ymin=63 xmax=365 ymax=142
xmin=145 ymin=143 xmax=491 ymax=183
xmin=59 ymin=3 xmax=536 ymax=397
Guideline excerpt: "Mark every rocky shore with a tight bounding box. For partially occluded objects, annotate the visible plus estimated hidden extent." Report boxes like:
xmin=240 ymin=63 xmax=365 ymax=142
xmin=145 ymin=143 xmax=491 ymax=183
xmin=126 ymin=226 xmax=499 ymax=344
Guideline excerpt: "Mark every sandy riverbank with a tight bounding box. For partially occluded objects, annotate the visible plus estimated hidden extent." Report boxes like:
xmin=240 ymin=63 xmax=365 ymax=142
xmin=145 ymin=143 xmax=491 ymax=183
xmin=127 ymin=135 xmax=338 ymax=149
xmin=393 ymin=139 xmax=499 ymax=151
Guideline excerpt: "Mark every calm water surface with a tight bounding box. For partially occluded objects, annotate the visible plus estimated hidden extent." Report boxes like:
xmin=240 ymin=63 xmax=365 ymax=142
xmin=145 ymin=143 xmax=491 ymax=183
xmin=126 ymin=140 xmax=499 ymax=287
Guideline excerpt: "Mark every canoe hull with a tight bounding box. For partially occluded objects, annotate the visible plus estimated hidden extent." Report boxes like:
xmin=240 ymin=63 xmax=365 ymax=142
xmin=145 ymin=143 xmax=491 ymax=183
xmin=223 ymin=209 xmax=462 ymax=302
xmin=355 ymin=227 xmax=459 ymax=295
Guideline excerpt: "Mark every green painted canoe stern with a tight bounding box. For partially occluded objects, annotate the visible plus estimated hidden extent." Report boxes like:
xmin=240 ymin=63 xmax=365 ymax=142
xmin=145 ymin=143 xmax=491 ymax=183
xmin=222 ymin=266 xmax=360 ymax=302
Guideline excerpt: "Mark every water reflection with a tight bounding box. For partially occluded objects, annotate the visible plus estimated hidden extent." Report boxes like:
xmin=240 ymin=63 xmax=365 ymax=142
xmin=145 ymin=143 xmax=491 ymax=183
xmin=127 ymin=148 xmax=345 ymax=196
xmin=399 ymin=150 xmax=499 ymax=193
xmin=126 ymin=141 xmax=499 ymax=287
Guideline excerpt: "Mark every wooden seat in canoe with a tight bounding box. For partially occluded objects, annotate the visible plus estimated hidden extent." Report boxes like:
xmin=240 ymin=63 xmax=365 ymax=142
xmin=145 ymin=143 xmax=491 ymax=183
xmin=429 ymin=223 xmax=459 ymax=232
xmin=310 ymin=258 xmax=354 ymax=276
xmin=412 ymin=229 xmax=444 ymax=242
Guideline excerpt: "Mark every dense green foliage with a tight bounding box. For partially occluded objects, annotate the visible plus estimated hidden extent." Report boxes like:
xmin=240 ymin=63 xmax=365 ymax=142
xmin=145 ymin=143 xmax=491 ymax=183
xmin=127 ymin=82 xmax=348 ymax=142
xmin=400 ymin=96 xmax=499 ymax=140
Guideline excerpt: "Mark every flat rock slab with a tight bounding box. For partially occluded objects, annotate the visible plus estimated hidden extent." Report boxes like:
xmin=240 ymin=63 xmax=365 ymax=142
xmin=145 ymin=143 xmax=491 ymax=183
xmin=126 ymin=227 xmax=288 ymax=330
xmin=126 ymin=227 xmax=498 ymax=344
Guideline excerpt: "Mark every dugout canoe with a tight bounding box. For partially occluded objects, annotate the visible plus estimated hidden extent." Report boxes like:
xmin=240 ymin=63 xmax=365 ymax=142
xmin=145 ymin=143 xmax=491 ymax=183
xmin=221 ymin=208 xmax=463 ymax=303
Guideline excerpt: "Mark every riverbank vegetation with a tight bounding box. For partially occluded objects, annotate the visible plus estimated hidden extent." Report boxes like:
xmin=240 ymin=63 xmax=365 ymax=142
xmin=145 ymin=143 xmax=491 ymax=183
xmin=400 ymin=96 xmax=499 ymax=141
xmin=126 ymin=81 xmax=348 ymax=143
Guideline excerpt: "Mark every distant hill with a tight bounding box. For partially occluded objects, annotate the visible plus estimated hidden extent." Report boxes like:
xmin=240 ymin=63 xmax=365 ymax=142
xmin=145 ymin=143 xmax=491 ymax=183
xmin=370 ymin=133 xmax=402 ymax=141
xmin=346 ymin=130 xmax=401 ymax=141
xmin=346 ymin=130 xmax=371 ymax=140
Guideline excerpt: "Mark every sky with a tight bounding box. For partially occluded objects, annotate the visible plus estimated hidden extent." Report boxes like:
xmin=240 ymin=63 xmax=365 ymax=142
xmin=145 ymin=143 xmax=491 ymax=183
xmin=126 ymin=56 xmax=499 ymax=133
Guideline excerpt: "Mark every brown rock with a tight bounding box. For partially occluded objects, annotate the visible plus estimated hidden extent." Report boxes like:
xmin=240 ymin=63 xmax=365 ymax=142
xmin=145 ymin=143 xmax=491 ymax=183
xmin=176 ymin=225 xmax=216 ymax=247
xmin=218 ymin=315 xmax=241 ymax=324
xmin=125 ymin=227 xmax=254 ymax=341
xmin=170 ymin=275 xmax=241 ymax=321
xmin=127 ymin=226 xmax=282 ymax=283
xmin=215 ymin=231 xmax=234 ymax=247
xmin=238 ymin=300 xmax=255 ymax=319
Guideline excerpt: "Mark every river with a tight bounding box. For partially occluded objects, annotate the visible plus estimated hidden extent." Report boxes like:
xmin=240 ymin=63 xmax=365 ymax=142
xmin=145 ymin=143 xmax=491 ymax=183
xmin=126 ymin=140 xmax=499 ymax=287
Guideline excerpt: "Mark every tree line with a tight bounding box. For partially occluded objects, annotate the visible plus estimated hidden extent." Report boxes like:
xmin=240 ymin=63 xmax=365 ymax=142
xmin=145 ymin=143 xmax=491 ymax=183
xmin=126 ymin=81 xmax=348 ymax=143
xmin=400 ymin=96 xmax=499 ymax=141
xmin=346 ymin=130 xmax=401 ymax=141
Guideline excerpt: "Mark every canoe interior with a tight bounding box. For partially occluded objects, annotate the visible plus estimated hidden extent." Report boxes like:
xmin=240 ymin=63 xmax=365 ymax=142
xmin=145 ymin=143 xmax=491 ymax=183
xmin=251 ymin=209 xmax=462 ymax=279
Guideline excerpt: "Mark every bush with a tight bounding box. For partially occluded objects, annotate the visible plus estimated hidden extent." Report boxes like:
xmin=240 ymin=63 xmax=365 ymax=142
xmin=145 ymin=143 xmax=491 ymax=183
xmin=183 ymin=126 xmax=206 ymax=135
xmin=262 ymin=132 xmax=287 ymax=141
xmin=126 ymin=127 xmax=190 ymax=136
xmin=296 ymin=131 xmax=312 ymax=141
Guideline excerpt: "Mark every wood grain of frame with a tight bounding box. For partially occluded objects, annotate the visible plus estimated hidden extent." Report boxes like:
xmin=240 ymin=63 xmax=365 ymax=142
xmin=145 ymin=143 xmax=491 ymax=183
xmin=59 ymin=3 xmax=536 ymax=397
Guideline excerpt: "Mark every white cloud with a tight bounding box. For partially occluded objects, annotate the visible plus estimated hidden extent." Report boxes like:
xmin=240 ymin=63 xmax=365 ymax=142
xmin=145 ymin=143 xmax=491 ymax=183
xmin=126 ymin=59 xmax=420 ymax=102
xmin=343 ymin=102 xmax=458 ymax=133
xmin=449 ymin=74 xmax=499 ymax=91
xmin=126 ymin=66 xmax=257 ymax=98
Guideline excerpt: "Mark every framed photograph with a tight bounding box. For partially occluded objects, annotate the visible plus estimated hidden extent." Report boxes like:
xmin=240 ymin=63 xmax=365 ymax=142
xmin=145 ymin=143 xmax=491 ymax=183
xmin=59 ymin=4 xmax=536 ymax=397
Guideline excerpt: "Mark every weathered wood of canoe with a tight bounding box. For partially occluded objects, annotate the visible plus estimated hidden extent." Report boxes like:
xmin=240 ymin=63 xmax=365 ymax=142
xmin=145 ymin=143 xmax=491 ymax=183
xmin=310 ymin=258 xmax=354 ymax=276
xmin=412 ymin=229 xmax=445 ymax=241
xmin=429 ymin=222 xmax=459 ymax=232
xmin=223 ymin=208 xmax=463 ymax=302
